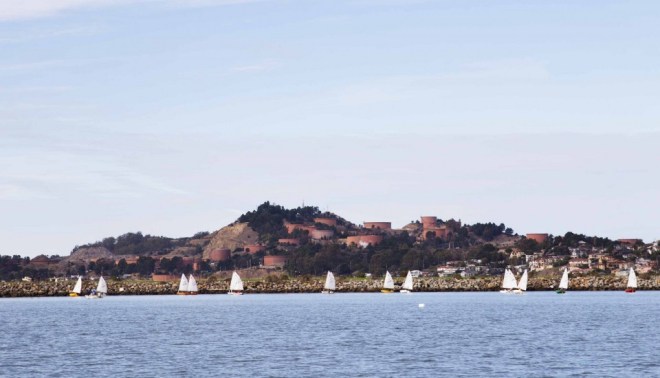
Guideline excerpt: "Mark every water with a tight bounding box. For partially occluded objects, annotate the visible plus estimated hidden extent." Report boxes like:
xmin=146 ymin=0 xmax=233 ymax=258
xmin=1 ymin=292 xmax=659 ymax=377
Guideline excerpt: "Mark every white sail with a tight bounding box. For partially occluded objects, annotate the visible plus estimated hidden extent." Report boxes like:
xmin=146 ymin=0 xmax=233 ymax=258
xmin=501 ymin=269 xmax=509 ymax=289
xmin=230 ymin=271 xmax=244 ymax=292
xmin=518 ymin=270 xmax=528 ymax=291
xmin=383 ymin=271 xmax=394 ymax=290
xmin=627 ymin=268 xmax=637 ymax=288
xmin=96 ymin=276 xmax=107 ymax=294
xmin=402 ymin=271 xmax=413 ymax=291
xmin=324 ymin=271 xmax=336 ymax=291
xmin=558 ymin=269 xmax=569 ymax=290
xmin=178 ymin=274 xmax=189 ymax=292
xmin=187 ymin=274 xmax=198 ymax=292
xmin=502 ymin=269 xmax=517 ymax=289
xmin=510 ymin=270 xmax=518 ymax=289
xmin=72 ymin=277 xmax=82 ymax=294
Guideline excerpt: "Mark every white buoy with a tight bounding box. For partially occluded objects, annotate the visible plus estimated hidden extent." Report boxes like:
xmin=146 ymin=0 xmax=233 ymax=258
xmin=418 ymin=303 xmax=425 ymax=308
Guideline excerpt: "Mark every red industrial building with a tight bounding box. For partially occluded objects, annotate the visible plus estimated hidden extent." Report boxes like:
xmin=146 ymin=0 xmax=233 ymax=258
xmin=526 ymin=233 xmax=549 ymax=244
xmin=346 ymin=235 xmax=384 ymax=247
xmin=263 ymin=255 xmax=287 ymax=268
xmin=208 ymin=249 xmax=231 ymax=262
xmin=314 ymin=217 xmax=338 ymax=227
xmin=244 ymin=244 xmax=265 ymax=254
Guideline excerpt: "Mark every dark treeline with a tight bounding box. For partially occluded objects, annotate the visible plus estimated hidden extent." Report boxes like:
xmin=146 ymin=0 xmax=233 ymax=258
xmin=71 ymin=231 xmax=209 ymax=256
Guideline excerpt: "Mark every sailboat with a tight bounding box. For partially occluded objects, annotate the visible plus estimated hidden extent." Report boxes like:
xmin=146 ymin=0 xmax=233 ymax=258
xmin=625 ymin=267 xmax=637 ymax=293
xmin=500 ymin=269 xmax=517 ymax=293
xmin=177 ymin=273 xmax=198 ymax=295
xmin=556 ymin=268 xmax=569 ymax=294
xmin=85 ymin=276 xmax=108 ymax=299
xmin=400 ymin=271 xmax=413 ymax=293
xmin=381 ymin=271 xmax=394 ymax=293
xmin=69 ymin=276 xmax=82 ymax=297
xmin=322 ymin=271 xmax=335 ymax=294
xmin=513 ymin=269 xmax=528 ymax=294
xmin=229 ymin=271 xmax=244 ymax=295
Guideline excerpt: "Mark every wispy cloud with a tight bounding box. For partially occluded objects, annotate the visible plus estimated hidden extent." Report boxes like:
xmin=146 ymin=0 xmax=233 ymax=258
xmin=0 ymin=56 xmax=125 ymax=73
xmin=232 ymin=59 xmax=278 ymax=73
xmin=0 ymin=0 xmax=130 ymax=22
xmin=0 ymin=132 xmax=189 ymax=200
xmin=0 ymin=25 xmax=102 ymax=43
xmin=0 ymin=0 xmax=272 ymax=22
xmin=0 ymin=85 xmax=74 ymax=94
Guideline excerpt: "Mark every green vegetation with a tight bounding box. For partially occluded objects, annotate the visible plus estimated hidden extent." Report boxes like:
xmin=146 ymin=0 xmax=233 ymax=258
xmin=238 ymin=201 xmax=330 ymax=242
xmin=73 ymin=232 xmax=191 ymax=256
xmin=4 ymin=202 xmax=659 ymax=282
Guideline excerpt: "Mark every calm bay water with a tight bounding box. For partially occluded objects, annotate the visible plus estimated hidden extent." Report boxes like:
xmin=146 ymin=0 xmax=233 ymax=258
xmin=1 ymin=292 xmax=659 ymax=377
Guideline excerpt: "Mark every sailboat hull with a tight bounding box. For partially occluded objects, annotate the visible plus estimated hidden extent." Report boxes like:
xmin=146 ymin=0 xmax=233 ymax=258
xmin=177 ymin=292 xmax=198 ymax=295
xmin=380 ymin=289 xmax=394 ymax=293
xmin=512 ymin=289 xmax=524 ymax=295
xmin=321 ymin=290 xmax=334 ymax=294
xmin=228 ymin=291 xmax=243 ymax=295
xmin=85 ymin=294 xmax=105 ymax=299
xmin=69 ymin=293 xmax=79 ymax=297
xmin=625 ymin=288 xmax=636 ymax=293
xmin=399 ymin=290 xmax=411 ymax=294
xmin=556 ymin=289 xmax=566 ymax=294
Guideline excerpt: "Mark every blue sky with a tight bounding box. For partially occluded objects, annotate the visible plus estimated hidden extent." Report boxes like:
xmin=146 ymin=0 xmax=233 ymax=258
xmin=1 ymin=0 xmax=658 ymax=256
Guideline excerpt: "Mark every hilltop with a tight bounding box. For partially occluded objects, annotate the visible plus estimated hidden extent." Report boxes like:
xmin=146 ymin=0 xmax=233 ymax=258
xmin=1 ymin=201 xmax=658 ymax=281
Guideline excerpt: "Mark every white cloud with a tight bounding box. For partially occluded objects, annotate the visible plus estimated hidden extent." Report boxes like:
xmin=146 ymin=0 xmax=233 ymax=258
xmin=0 ymin=0 xmax=129 ymax=21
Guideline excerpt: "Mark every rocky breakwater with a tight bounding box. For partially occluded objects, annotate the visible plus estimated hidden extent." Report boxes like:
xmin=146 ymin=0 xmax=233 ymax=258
xmin=2 ymin=274 xmax=660 ymax=297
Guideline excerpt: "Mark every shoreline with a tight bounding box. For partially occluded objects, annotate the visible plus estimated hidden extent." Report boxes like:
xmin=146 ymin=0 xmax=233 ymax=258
xmin=2 ymin=275 xmax=659 ymax=297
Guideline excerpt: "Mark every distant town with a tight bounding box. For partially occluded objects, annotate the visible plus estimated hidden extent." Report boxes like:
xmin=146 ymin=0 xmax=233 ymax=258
xmin=1 ymin=202 xmax=658 ymax=283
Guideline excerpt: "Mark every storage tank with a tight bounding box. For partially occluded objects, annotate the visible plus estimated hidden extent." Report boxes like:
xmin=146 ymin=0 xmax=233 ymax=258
xmin=209 ymin=248 xmax=231 ymax=262
xmin=263 ymin=255 xmax=287 ymax=268
xmin=309 ymin=229 xmax=334 ymax=240
xmin=346 ymin=235 xmax=383 ymax=247
xmin=421 ymin=216 xmax=437 ymax=228
xmin=314 ymin=217 xmax=337 ymax=227
xmin=526 ymin=233 xmax=549 ymax=244
xmin=245 ymin=244 xmax=265 ymax=254
xmin=363 ymin=222 xmax=392 ymax=230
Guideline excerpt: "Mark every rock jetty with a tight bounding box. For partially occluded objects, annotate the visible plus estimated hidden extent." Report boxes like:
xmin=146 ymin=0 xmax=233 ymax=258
xmin=2 ymin=274 xmax=660 ymax=297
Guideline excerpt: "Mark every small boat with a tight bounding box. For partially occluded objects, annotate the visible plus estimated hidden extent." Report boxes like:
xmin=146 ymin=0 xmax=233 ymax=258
xmin=321 ymin=271 xmax=335 ymax=294
xmin=556 ymin=268 xmax=569 ymax=294
xmin=177 ymin=273 xmax=198 ymax=295
xmin=513 ymin=269 xmax=528 ymax=294
xmin=85 ymin=276 xmax=107 ymax=299
xmin=381 ymin=271 xmax=394 ymax=293
xmin=400 ymin=270 xmax=413 ymax=293
xmin=625 ymin=267 xmax=637 ymax=293
xmin=499 ymin=269 xmax=517 ymax=293
xmin=69 ymin=277 xmax=82 ymax=297
xmin=229 ymin=271 xmax=244 ymax=295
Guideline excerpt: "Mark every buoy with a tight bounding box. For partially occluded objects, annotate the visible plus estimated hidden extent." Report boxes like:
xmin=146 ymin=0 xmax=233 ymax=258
xmin=418 ymin=303 xmax=425 ymax=308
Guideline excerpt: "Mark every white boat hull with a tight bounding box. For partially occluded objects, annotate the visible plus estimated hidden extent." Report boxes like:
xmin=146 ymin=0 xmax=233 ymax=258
xmin=400 ymin=290 xmax=411 ymax=294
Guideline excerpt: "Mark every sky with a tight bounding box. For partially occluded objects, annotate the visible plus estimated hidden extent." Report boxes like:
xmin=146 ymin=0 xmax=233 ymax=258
xmin=1 ymin=0 xmax=658 ymax=257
